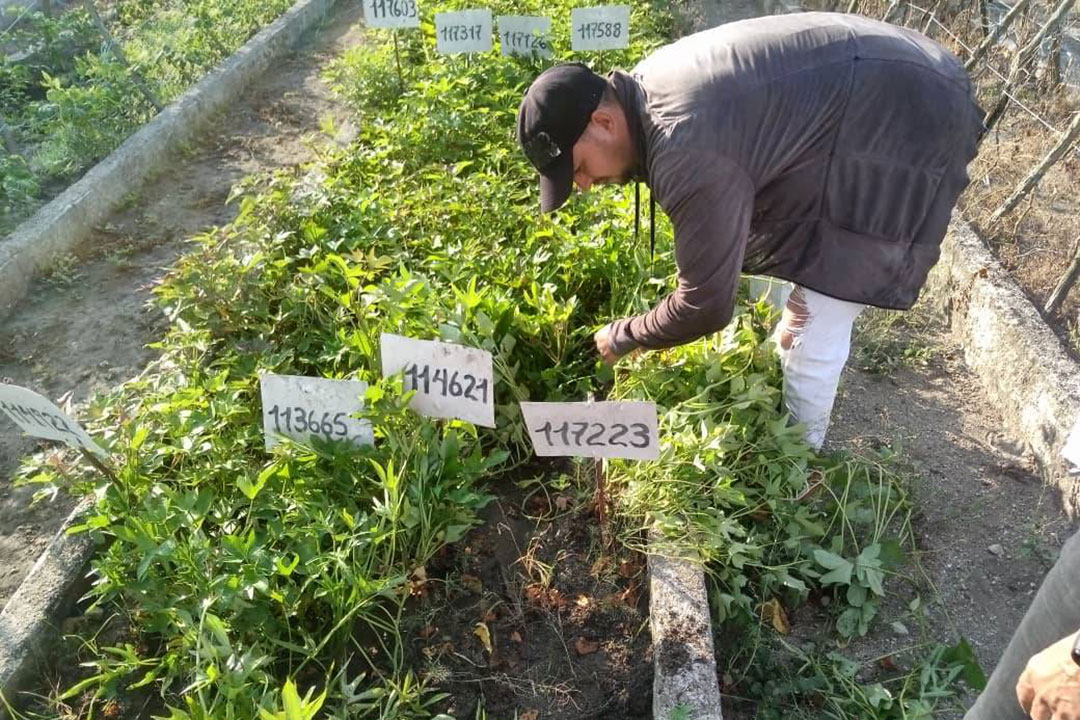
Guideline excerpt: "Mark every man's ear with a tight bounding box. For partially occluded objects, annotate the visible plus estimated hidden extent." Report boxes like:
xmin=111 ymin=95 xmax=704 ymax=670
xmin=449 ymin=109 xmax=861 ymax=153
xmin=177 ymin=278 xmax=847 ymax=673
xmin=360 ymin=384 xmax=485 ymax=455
xmin=589 ymin=106 xmax=617 ymax=134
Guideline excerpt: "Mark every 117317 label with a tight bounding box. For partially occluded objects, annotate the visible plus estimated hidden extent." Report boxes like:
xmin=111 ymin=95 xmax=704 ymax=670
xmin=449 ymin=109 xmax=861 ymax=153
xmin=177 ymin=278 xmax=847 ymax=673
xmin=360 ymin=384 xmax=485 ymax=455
xmin=571 ymin=6 xmax=630 ymax=51
xmin=436 ymin=9 xmax=492 ymax=54
xmin=520 ymin=401 xmax=659 ymax=460
xmin=497 ymin=15 xmax=552 ymax=58
xmin=259 ymin=374 xmax=373 ymax=451
xmin=381 ymin=333 xmax=495 ymax=427
xmin=0 ymin=383 xmax=106 ymax=456
xmin=364 ymin=0 xmax=419 ymax=29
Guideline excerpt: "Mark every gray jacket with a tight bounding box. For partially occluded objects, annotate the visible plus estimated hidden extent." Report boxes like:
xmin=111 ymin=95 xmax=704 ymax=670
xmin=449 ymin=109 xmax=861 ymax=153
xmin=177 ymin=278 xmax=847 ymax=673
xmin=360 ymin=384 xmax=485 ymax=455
xmin=607 ymin=12 xmax=984 ymax=356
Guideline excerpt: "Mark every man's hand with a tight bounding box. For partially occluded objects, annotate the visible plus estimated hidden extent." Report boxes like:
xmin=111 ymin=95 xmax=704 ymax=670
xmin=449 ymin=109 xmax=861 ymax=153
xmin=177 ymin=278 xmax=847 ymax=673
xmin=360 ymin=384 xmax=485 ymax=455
xmin=594 ymin=324 xmax=620 ymax=365
xmin=1017 ymin=630 xmax=1080 ymax=720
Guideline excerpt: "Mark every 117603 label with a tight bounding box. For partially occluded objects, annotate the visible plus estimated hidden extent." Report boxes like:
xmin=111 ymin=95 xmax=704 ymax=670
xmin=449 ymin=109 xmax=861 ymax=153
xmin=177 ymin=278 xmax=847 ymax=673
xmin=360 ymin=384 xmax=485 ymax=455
xmin=259 ymin=374 xmax=373 ymax=451
xmin=436 ymin=9 xmax=492 ymax=54
xmin=571 ymin=6 xmax=630 ymax=51
xmin=364 ymin=0 xmax=419 ymax=29
xmin=520 ymin=401 xmax=659 ymax=460
xmin=0 ymin=383 xmax=106 ymax=456
xmin=497 ymin=15 xmax=552 ymax=58
xmin=381 ymin=333 xmax=495 ymax=427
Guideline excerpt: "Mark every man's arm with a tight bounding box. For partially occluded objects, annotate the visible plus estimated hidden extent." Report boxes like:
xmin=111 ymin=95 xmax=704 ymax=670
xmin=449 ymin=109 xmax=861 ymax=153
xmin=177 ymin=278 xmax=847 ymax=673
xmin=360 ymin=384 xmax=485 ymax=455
xmin=605 ymin=151 xmax=754 ymax=358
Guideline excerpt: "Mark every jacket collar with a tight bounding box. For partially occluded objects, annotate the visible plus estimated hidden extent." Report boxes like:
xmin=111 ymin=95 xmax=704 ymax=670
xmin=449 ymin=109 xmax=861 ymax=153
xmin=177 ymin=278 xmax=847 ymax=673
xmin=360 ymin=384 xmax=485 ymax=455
xmin=608 ymin=69 xmax=649 ymax=183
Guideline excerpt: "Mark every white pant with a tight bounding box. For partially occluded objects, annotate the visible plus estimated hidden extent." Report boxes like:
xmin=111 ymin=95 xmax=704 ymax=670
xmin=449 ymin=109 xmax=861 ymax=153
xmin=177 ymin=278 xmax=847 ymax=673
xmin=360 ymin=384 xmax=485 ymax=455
xmin=749 ymin=278 xmax=866 ymax=450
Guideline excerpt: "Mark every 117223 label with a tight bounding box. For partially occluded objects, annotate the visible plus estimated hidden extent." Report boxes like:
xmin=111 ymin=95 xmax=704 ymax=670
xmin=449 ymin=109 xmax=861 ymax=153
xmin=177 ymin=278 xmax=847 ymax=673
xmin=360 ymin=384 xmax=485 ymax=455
xmin=364 ymin=0 xmax=419 ymax=29
xmin=520 ymin=401 xmax=659 ymax=460
xmin=435 ymin=9 xmax=492 ymax=54
xmin=381 ymin=333 xmax=495 ymax=427
xmin=259 ymin=374 xmax=373 ymax=451
xmin=0 ymin=383 xmax=106 ymax=456
xmin=570 ymin=6 xmax=630 ymax=51
xmin=497 ymin=15 xmax=552 ymax=58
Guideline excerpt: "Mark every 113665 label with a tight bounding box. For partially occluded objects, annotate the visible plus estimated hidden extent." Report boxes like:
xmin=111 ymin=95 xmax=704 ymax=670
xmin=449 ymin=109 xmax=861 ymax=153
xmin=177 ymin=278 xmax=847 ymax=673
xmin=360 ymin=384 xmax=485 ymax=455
xmin=259 ymin=374 xmax=373 ymax=451
xmin=520 ymin=401 xmax=659 ymax=460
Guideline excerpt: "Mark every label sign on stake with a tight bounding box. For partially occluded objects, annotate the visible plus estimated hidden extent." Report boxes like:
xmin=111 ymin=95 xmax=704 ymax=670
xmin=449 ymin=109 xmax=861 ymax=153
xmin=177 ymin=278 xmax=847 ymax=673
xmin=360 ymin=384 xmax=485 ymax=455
xmin=381 ymin=333 xmax=495 ymax=427
xmin=259 ymin=374 xmax=373 ymax=451
xmin=571 ymin=5 xmax=630 ymax=51
xmin=0 ymin=383 xmax=106 ymax=457
xmin=497 ymin=15 xmax=552 ymax=58
xmin=364 ymin=0 xmax=419 ymax=29
xmin=520 ymin=401 xmax=660 ymax=460
xmin=436 ymin=9 xmax=493 ymax=54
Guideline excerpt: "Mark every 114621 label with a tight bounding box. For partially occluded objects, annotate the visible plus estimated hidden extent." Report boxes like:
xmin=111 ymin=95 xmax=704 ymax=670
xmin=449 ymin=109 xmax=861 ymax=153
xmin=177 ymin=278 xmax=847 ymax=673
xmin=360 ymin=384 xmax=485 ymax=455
xmin=364 ymin=0 xmax=419 ymax=29
xmin=571 ymin=6 xmax=630 ymax=51
xmin=0 ymin=383 xmax=106 ymax=456
xmin=520 ymin=401 xmax=659 ymax=460
xmin=497 ymin=15 xmax=552 ymax=58
xmin=436 ymin=9 xmax=492 ymax=54
xmin=259 ymin=374 xmax=373 ymax=451
xmin=381 ymin=333 xmax=495 ymax=427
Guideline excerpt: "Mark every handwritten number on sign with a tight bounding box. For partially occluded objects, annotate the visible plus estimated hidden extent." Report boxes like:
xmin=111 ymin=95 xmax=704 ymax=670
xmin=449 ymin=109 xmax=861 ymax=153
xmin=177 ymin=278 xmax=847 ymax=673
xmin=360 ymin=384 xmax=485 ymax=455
xmin=534 ymin=420 xmax=652 ymax=449
xmin=404 ymin=363 xmax=489 ymax=404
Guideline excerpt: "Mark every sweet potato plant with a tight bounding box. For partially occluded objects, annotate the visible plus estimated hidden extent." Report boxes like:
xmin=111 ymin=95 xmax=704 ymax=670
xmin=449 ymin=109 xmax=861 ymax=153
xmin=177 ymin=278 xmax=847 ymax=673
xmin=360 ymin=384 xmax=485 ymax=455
xmin=12 ymin=0 xmax=982 ymax=717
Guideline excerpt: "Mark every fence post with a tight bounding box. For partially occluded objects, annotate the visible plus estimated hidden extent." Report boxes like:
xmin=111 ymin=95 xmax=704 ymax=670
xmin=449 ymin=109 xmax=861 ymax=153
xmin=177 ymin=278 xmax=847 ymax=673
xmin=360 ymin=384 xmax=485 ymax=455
xmin=80 ymin=0 xmax=164 ymax=113
xmin=1045 ymin=238 xmax=1080 ymax=315
xmin=964 ymin=0 xmax=1034 ymax=70
xmin=990 ymin=111 xmax=1080 ymax=223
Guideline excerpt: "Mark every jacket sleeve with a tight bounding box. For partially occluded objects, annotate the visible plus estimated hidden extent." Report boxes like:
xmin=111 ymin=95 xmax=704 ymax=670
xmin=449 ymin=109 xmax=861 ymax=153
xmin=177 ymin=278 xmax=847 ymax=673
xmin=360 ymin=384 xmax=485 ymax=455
xmin=607 ymin=151 xmax=754 ymax=356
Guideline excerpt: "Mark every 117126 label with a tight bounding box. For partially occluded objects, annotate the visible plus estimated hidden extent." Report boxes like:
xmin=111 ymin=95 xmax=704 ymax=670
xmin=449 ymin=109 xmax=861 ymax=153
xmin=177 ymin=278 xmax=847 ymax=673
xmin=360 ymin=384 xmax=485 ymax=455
xmin=0 ymin=383 xmax=106 ymax=456
xmin=259 ymin=374 xmax=373 ymax=451
xmin=436 ymin=9 xmax=492 ymax=54
xmin=364 ymin=0 xmax=419 ymax=29
xmin=381 ymin=333 xmax=495 ymax=427
xmin=520 ymin=401 xmax=659 ymax=460
xmin=497 ymin=15 xmax=552 ymax=58
xmin=571 ymin=6 xmax=630 ymax=51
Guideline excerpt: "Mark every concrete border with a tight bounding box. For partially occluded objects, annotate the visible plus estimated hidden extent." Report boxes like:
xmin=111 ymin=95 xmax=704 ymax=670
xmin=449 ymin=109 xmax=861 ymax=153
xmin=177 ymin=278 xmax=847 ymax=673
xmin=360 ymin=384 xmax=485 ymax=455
xmin=0 ymin=0 xmax=338 ymax=319
xmin=928 ymin=217 xmax=1080 ymax=516
xmin=0 ymin=498 xmax=95 ymax=715
xmin=649 ymin=537 xmax=725 ymax=720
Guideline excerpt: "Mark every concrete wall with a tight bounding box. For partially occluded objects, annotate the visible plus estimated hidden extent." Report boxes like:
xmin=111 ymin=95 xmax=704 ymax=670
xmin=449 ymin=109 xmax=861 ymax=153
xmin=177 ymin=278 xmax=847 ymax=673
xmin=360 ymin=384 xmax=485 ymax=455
xmin=0 ymin=0 xmax=337 ymax=319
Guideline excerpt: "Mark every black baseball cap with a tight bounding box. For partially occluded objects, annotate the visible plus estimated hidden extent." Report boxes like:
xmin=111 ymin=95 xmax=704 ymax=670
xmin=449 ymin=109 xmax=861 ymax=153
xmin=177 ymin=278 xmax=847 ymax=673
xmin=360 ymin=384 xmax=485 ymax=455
xmin=517 ymin=63 xmax=608 ymax=213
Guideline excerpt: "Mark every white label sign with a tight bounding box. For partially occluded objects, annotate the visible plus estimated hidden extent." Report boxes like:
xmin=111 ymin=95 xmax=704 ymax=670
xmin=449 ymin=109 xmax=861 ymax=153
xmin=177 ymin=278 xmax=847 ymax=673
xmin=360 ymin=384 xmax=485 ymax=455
xmin=364 ymin=0 xmax=419 ymax=29
xmin=380 ymin=333 xmax=495 ymax=427
xmin=0 ymin=383 xmax=105 ymax=456
xmin=497 ymin=15 xmax=552 ymax=58
xmin=571 ymin=6 xmax=630 ymax=51
xmin=436 ymin=9 xmax=492 ymax=54
xmin=259 ymin=374 xmax=373 ymax=451
xmin=1064 ymin=418 xmax=1080 ymax=473
xmin=520 ymin=401 xmax=659 ymax=460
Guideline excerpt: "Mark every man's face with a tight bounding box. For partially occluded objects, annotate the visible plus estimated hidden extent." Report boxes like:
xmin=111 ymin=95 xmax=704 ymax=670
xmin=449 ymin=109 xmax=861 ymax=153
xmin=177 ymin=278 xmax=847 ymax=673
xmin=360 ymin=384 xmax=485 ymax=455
xmin=570 ymin=110 xmax=632 ymax=192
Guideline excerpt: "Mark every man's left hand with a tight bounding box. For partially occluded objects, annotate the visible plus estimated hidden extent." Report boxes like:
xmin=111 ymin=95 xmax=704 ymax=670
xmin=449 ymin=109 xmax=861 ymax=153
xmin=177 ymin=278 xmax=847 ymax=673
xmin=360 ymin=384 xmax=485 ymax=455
xmin=1017 ymin=630 xmax=1080 ymax=720
xmin=594 ymin=324 xmax=621 ymax=365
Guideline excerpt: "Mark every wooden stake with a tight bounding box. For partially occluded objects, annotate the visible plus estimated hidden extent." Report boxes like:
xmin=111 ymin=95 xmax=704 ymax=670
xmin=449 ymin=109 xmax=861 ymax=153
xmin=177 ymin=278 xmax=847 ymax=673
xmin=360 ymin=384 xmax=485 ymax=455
xmin=1045 ymin=238 xmax=1080 ymax=315
xmin=393 ymin=31 xmax=404 ymax=94
xmin=81 ymin=0 xmax=163 ymax=112
xmin=990 ymin=111 xmax=1080 ymax=223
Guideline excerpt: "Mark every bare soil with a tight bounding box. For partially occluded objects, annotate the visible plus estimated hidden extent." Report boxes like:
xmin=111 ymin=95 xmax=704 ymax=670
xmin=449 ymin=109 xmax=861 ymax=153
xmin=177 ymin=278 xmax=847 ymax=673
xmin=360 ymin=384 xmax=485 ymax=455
xmin=412 ymin=473 xmax=652 ymax=720
xmin=0 ymin=0 xmax=364 ymax=609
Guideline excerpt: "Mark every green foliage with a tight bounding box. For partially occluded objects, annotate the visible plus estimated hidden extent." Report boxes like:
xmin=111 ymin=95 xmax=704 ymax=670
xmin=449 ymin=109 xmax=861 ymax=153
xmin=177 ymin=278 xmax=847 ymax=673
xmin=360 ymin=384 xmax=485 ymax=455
xmin=0 ymin=0 xmax=293 ymax=234
xmin=14 ymin=1 xmax=973 ymax=717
